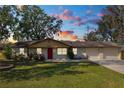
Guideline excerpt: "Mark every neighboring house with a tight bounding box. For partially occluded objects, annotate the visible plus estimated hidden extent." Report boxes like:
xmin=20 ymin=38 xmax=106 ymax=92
xmin=12 ymin=38 xmax=121 ymax=60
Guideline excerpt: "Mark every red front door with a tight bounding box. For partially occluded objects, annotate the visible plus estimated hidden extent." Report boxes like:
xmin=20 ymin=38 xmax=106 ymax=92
xmin=48 ymin=48 xmax=53 ymax=59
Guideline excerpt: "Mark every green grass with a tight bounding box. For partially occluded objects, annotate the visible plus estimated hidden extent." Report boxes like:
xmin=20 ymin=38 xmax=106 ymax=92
xmin=1 ymin=62 xmax=124 ymax=88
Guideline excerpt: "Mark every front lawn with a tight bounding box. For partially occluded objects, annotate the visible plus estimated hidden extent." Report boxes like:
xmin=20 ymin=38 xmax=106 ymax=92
xmin=0 ymin=62 xmax=124 ymax=88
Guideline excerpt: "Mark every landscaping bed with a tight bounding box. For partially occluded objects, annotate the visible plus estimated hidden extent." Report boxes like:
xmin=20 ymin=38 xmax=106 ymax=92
xmin=0 ymin=60 xmax=15 ymax=71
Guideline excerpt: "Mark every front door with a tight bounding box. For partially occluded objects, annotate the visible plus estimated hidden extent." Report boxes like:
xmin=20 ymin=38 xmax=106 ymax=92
xmin=47 ymin=48 xmax=53 ymax=59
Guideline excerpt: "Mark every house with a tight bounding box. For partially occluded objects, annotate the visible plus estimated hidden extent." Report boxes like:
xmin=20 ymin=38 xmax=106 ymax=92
xmin=12 ymin=38 xmax=121 ymax=60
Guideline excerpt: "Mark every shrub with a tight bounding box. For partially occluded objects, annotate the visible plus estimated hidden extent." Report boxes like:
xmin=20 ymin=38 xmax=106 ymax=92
xmin=67 ymin=47 xmax=74 ymax=59
xmin=33 ymin=53 xmax=39 ymax=60
xmin=39 ymin=54 xmax=45 ymax=61
xmin=28 ymin=53 xmax=33 ymax=60
xmin=28 ymin=53 xmax=45 ymax=61
xmin=3 ymin=44 xmax=12 ymax=59
xmin=13 ymin=54 xmax=29 ymax=65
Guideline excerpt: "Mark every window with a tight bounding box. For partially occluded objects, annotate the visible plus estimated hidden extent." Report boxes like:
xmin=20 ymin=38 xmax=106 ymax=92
xmin=37 ymin=48 xmax=42 ymax=54
xmin=19 ymin=48 xmax=24 ymax=54
xmin=57 ymin=48 xmax=67 ymax=55
xmin=73 ymin=48 xmax=77 ymax=55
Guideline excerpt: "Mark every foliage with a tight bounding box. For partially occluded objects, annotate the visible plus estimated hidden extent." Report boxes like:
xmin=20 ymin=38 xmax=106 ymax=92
xmin=67 ymin=47 xmax=74 ymax=59
xmin=13 ymin=53 xmax=46 ymax=65
xmin=39 ymin=54 xmax=45 ymax=61
xmin=84 ymin=31 xmax=101 ymax=41
xmin=0 ymin=5 xmax=63 ymax=41
xmin=84 ymin=6 xmax=124 ymax=44
xmin=3 ymin=44 xmax=12 ymax=59
xmin=13 ymin=54 xmax=29 ymax=65
xmin=29 ymin=53 xmax=45 ymax=61
xmin=0 ymin=6 xmax=18 ymax=41
xmin=13 ymin=5 xmax=63 ymax=41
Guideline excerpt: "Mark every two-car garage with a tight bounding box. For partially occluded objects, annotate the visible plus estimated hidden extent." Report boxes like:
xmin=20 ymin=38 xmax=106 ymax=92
xmin=85 ymin=48 xmax=121 ymax=60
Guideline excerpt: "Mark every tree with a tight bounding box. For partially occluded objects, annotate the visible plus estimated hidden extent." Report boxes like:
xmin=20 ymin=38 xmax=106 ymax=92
xmin=84 ymin=31 xmax=99 ymax=41
xmin=67 ymin=47 xmax=74 ymax=59
xmin=3 ymin=43 xmax=12 ymax=59
xmin=84 ymin=5 xmax=124 ymax=43
xmin=0 ymin=5 xmax=63 ymax=42
xmin=98 ymin=6 xmax=124 ymax=43
xmin=0 ymin=6 xmax=18 ymax=42
xmin=13 ymin=5 xmax=63 ymax=41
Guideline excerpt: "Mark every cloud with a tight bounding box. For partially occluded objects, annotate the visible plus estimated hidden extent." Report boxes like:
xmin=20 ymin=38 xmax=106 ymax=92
xmin=57 ymin=30 xmax=78 ymax=41
xmin=73 ymin=21 xmax=84 ymax=26
xmin=71 ymin=35 xmax=78 ymax=40
xmin=51 ymin=9 xmax=82 ymax=22
xmin=51 ymin=9 xmax=74 ymax=20
xmin=73 ymin=18 xmax=87 ymax=26
xmin=86 ymin=10 xmax=93 ymax=15
xmin=84 ymin=18 xmax=102 ymax=25
xmin=73 ymin=17 xmax=102 ymax=26
xmin=74 ymin=16 xmax=82 ymax=21
xmin=58 ymin=31 xmax=74 ymax=37
xmin=97 ymin=13 xmax=104 ymax=17
xmin=52 ymin=9 xmax=100 ymax=27
xmin=63 ymin=9 xmax=73 ymax=16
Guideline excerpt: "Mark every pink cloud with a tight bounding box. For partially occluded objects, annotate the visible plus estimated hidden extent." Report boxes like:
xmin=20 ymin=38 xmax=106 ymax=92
xmin=74 ymin=16 xmax=81 ymax=21
xmin=51 ymin=9 xmax=75 ymax=21
xmin=73 ymin=19 xmax=87 ymax=26
xmin=59 ymin=14 xmax=74 ymax=20
xmin=71 ymin=35 xmax=78 ymax=40
xmin=57 ymin=30 xmax=78 ymax=41
xmin=63 ymin=9 xmax=73 ymax=16
xmin=73 ymin=21 xmax=84 ymax=26
xmin=97 ymin=13 xmax=104 ymax=17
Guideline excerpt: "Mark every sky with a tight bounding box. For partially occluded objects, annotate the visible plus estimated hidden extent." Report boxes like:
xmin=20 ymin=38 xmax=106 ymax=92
xmin=39 ymin=5 xmax=107 ymax=41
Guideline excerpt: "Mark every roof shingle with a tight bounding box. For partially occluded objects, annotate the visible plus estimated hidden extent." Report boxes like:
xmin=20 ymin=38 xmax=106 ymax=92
xmin=13 ymin=38 xmax=121 ymax=48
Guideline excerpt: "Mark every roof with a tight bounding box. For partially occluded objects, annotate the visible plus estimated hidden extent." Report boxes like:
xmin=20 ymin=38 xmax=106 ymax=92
xmin=61 ymin=41 xmax=121 ymax=48
xmin=12 ymin=41 xmax=37 ymax=48
xmin=13 ymin=38 xmax=121 ymax=48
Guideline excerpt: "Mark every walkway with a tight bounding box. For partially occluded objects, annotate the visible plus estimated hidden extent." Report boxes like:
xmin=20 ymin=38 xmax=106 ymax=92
xmin=93 ymin=60 xmax=124 ymax=74
xmin=45 ymin=59 xmax=88 ymax=62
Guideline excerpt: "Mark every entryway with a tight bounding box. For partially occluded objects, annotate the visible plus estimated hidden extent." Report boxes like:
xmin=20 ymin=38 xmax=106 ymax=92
xmin=47 ymin=48 xmax=53 ymax=59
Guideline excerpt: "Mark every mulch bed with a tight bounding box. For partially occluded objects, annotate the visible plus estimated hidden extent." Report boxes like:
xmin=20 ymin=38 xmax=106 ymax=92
xmin=0 ymin=64 xmax=14 ymax=71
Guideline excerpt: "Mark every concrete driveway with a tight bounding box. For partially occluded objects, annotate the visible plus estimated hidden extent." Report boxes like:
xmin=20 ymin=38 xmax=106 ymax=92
xmin=93 ymin=60 xmax=124 ymax=74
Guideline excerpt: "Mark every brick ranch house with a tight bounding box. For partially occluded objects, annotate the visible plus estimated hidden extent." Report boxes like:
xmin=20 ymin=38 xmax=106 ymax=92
xmin=12 ymin=38 xmax=121 ymax=60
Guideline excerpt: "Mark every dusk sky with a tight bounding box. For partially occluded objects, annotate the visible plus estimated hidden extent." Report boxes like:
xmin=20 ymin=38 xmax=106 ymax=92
xmin=39 ymin=5 xmax=107 ymax=40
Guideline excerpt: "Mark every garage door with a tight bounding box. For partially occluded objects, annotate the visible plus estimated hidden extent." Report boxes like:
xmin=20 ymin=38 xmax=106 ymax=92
xmin=103 ymin=48 xmax=119 ymax=60
xmin=86 ymin=48 xmax=100 ymax=60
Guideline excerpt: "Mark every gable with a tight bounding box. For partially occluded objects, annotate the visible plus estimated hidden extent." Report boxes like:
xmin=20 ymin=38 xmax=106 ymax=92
xmin=29 ymin=39 xmax=69 ymax=48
